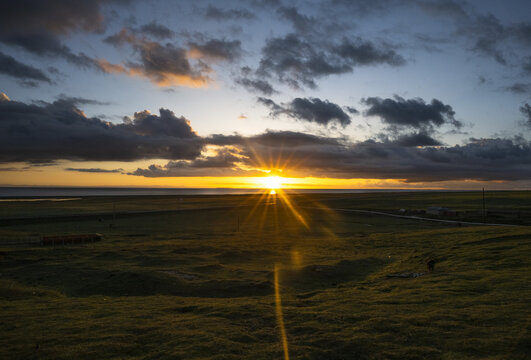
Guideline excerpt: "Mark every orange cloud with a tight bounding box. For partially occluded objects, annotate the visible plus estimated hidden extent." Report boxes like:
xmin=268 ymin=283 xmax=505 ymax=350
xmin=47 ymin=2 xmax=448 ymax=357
xmin=97 ymin=59 xmax=209 ymax=88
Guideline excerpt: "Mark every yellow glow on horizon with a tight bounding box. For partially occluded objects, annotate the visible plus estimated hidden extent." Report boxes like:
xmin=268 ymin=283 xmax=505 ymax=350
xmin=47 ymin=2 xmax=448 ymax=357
xmin=1 ymin=161 xmax=525 ymax=190
xmin=260 ymin=175 xmax=284 ymax=190
xmin=269 ymin=189 xmax=276 ymax=195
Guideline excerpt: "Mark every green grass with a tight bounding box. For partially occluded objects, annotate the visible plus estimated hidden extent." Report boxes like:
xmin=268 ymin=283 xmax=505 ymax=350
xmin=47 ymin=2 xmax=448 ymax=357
xmin=1 ymin=192 xmax=530 ymax=359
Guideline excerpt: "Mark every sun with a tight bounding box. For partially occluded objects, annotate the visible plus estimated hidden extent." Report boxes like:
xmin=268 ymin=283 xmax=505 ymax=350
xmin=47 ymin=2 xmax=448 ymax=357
xmin=260 ymin=175 xmax=283 ymax=192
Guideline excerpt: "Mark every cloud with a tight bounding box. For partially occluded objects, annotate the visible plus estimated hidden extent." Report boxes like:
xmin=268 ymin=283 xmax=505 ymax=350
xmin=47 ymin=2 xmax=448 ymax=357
xmin=137 ymin=22 xmax=174 ymax=39
xmin=391 ymin=132 xmax=443 ymax=147
xmin=345 ymin=106 xmax=359 ymax=115
xmin=417 ymin=2 xmax=531 ymax=67
xmin=523 ymin=57 xmax=531 ymax=74
xmin=104 ymin=29 xmax=242 ymax=87
xmin=55 ymin=95 xmax=109 ymax=106
xmin=249 ymin=130 xmax=342 ymax=147
xmin=0 ymin=33 xmax=101 ymax=69
xmin=0 ymin=97 xmax=203 ymax=163
xmin=0 ymin=167 xmax=20 ymax=172
xmin=235 ymin=66 xmax=277 ymax=95
xmin=257 ymin=34 xmax=405 ymax=89
xmin=363 ymin=95 xmax=462 ymax=130
xmin=203 ymin=6 xmax=256 ymax=21
xmin=258 ymin=97 xmax=352 ymax=127
xmin=505 ymin=83 xmax=530 ymax=94
xmin=520 ymin=103 xmax=531 ymax=128
xmin=65 ymin=167 xmax=124 ymax=173
xmin=4 ymin=93 xmax=530 ymax=183
xmin=414 ymin=0 xmax=469 ymax=19
xmin=132 ymin=130 xmax=344 ymax=177
xmin=0 ymin=51 xmax=52 ymax=85
xmin=511 ymin=22 xmax=531 ymax=46
xmin=236 ymin=77 xmax=277 ymax=96
xmin=0 ymin=0 xmax=122 ymax=35
xmin=103 ymin=29 xmax=210 ymax=87
xmin=188 ymin=39 xmax=242 ymax=61
xmin=327 ymin=0 xmax=399 ymax=15
xmin=333 ymin=39 xmax=406 ymax=66
xmin=134 ymin=127 xmax=531 ymax=182
xmin=277 ymin=6 xmax=315 ymax=34
xmin=130 ymin=147 xmax=262 ymax=177
xmin=0 ymin=1 xmax=127 ymax=70
xmin=106 ymin=22 xmax=175 ymax=43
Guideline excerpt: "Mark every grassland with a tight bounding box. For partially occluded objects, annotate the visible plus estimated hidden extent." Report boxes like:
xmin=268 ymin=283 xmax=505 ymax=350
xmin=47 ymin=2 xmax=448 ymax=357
xmin=1 ymin=191 xmax=530 ymax=359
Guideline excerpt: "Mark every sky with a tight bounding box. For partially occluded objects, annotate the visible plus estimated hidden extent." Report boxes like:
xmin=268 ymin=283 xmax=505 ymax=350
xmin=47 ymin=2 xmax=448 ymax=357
xmin=0 ymin=0 xmax=530 ymax=189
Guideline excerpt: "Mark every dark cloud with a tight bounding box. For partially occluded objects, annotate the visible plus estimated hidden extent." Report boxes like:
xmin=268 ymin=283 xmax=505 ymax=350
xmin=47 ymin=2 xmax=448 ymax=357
xmin=65 ymin=167 xmax=124 ymax=173
xmin=327 ymin=0 xmax=399 ymax=15
xmin=0 ymin=0 xmax=122 ymax=35
xmin=102 ymin=29 xmax=209 ymax=87
xmin=0 ymin=167 xmax=19 ymax=172
xmin=469 ymin=15 xmax=507 ymax=65
xmin=55 ymin=95 xmax=109 ymax=106
xmin=103 ymin=28 xmax=136 ymax=46
xmin=277 ymin=7 xmax=314 ymax=34
xmin=130 ymin=148 xmax=261 ymax=177
xmin=0 ymin=51 xmax=52 ymax=84
xmin=104 ymin=29 xmax=242 ymax=86
xmin=363 ymin=96 xmax=462 ymax=130
xmin=128 ymin=41 xmax=207 ymax=86
xmin=138 ymin=22 xmax=174 ymax=39
xmin=204 ymin=6 xmax=256 ymax=21
xmin=345 ymin=106 xmax=359 ymax=115
xmin=188 ymin=39 xmax=242 ymax=61
xmin=0 ymin=97 xmax=203 ymax=163
xmin=235 ymin=66 xmax=277 ymax=95
xmin=258 ymin=97 xmax=352 ymax=127
xmin=0 ymin=1 xmax=127 ymax=70
xmin=257 ymin=97 xmax=284 ymax=113
xmin=392 ymin=132 xmax=443 ymax=147
xmin=257 ymin=34 xmax=405 ymax=89
xmin=415 ymin=2 xmax=531 ymax=66
xmin=506 ymin=83 xmax=530 ymax=94
xmin=236 ymin=77 xmax=277 ymax=96
xmin=520 ymin=103 xmax=531 ymax=127
xmin=523 ymin=57 xmax=531 ymax=74
xmin=206 ymin=130 xmax=341 ymax=148
xmin=333 ymin=39 xmax=406 ymax=66
xmin=107 ymin=22 xmax=174 ymax=42
xmin=421 ymin=3 xmax=531 ymax=66
xmin=511 ymin=22 xmax=531 ymax=46
xmin=414 ymin=0 xmax=468 ymax=19
xmin=0 ymin=33 xmax=101 ymax=69
xmin=134 ymin=128 xmax=531 ymax=182
xmin=249 ymin=130 xmax=342 ymax=147
xmin=250 ymin=135 xmax=531 ymax=182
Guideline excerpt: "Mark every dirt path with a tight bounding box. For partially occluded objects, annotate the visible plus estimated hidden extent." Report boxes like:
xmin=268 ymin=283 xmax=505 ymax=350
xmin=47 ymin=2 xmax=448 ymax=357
xmin=303 ymin=206 xmax=523 ymax=227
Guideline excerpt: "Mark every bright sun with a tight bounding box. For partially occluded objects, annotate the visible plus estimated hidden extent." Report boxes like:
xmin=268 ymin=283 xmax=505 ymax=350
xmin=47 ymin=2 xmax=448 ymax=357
xmin=261 ymin=175 xmax=283 ymax=191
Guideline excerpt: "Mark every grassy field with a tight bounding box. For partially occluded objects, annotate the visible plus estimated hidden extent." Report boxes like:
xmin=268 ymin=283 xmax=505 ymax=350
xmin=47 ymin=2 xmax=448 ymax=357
xmin=1 ymin=191 xmax=530 ymax=359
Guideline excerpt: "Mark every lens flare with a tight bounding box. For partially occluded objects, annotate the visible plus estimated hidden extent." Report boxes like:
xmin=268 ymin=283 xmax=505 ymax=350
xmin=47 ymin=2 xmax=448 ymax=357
xmin=274 ymin=264 xmax=290 ymax=360
xmin=261 ymin=175 xmax=283 ymax=190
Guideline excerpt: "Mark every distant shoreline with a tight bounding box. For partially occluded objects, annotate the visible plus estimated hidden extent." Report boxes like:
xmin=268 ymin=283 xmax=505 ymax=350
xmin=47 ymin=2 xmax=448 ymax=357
xmin=0 ymin=186 xmax=526 ymax=198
